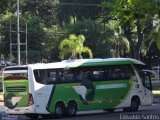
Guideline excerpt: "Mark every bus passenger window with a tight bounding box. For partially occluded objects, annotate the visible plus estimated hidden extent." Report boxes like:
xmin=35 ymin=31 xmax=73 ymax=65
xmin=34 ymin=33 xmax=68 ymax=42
xmin=93 ymin=70 xmax=104 ymax=81
xmin=81 ymin=71 xmax=94 ymax=91
xmin=106 ymin=65 xmax=134 ymax=80
xmin=48 ymin=71 xmax=58 ymax=84
xmin=74 ymin=70 xmax=82 ymax=82
xmin=34 ymin=70 xmax=46 ymax=84
xmin=60 ymin=70 xmax=74 ymax=83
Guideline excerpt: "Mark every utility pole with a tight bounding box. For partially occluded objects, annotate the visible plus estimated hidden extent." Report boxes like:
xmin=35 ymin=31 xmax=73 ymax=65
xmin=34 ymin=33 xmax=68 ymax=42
xmin=10 ymin=0 xmax=27 ymax=66
xmin=17 ymin=0 xmax=20 ymax=65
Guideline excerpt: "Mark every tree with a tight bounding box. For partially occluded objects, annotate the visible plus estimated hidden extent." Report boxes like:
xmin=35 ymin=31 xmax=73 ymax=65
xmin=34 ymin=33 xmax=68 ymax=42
xmin=0 ymin=0 xmax=8 ymax=13
xmin=67 ymin=19 xmax=113 ymax=58
xmin=22 ymin=0 xmax=58 ymax=26
xmin=0 ymin=12 xmax=14 ymax=60
xmin=153 ymin=14 xmax=160 ymax=50
xmin=42 ymin=25 xmax=67 ymax=61
xmin=102 ymin=0 xmax=159 ymax=59
xmin=57 ymin=0 xmax=103 ymax=25
xmin=59 ymin=34 xmax=93 ymax=59
xmin=107 ymin=20 xmax=130 ymax=57
xmin=0 ymin=11 xmax=46 ymax=63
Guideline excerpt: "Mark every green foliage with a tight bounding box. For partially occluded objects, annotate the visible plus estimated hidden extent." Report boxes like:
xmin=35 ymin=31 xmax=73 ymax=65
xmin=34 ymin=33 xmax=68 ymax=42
xmin=22 ymin=0 xmax=58 ymax=26
xmin=42 ymin=25 xmax=68 ymax=61
xmin=67 ymin=19 xmax=113 ymax=58
xmin=0 ymin=0 xmax=119 ymax=64
xmin=1 ymin=0 xmax=160 ymax=65
xmin=0 ymin=11 xmax=46 ymax=63
xmin=156 ymin=32 xmax=160 ymax=49
xmin=27 ymin=50 xmax=42 ymax=63
xmin=59 ymin=34 xmax=93 ymax=59
xmin=107 ymin=20 xmax=130 ymax=56
xmin=0 ymin=12 xmax=15 ymax=59
xmin=57 ymin=0 xmax=103 ymax=25
xmin=0 ymin=0 xmax=11 ymax=13
xmin=23 ymin=14 xmax=46 ymax=63
xmin=102 ymin=0 xmax=160 ymax=59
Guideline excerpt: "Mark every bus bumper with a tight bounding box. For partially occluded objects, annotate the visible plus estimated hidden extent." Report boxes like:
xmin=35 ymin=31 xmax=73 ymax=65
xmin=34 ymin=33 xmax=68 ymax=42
xmin=4 ymin=106 xmax=34 ymax=114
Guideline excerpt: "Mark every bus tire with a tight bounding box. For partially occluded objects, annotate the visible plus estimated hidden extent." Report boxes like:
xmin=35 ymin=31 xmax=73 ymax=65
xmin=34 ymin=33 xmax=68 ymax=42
xmin=130 ymin=97 xmax=139 ymax=112
xmin=55 ymin=102 xmax=65 ymax=118
xmin=66 ymin=101 xmax=77 ymax=117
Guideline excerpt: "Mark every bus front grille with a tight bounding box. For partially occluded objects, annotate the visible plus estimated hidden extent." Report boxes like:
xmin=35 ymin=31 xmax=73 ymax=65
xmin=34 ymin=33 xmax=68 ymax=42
xmin=6 ymin=86 xmax=27 ymax=92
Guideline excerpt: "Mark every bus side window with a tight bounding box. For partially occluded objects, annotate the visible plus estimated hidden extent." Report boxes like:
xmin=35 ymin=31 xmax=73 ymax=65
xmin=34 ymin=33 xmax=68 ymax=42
xmin=34 ymin=70 xmax=40 ymax=83
xmin=106 ymin=66 xmax=121 ymax=80
xmin=60 ymin=69 xmax=74 ymax=83
xmin=106 ymin=65 xmax=134 ymax=81
xmin=34 ymin=70 xmax=46 ymax=84
xmin=81 ymin=71 xmax=94 ymax=87
xmin=92 ymin=67 xmax=105 ymax=81
xmin=74 ymin=70 xmax=82 ymax=82
xmin=47 ymin=70 xmax=59 ymax=84
xmin=120 ymin=65 xmax=134 ymax=80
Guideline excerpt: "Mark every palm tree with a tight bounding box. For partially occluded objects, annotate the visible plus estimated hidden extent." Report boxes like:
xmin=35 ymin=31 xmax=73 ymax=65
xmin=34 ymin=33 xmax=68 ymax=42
xmin=59 ymin=34 xmax=93 ymax=59
xmin=107 ymin=20 xmax=130 ymax=57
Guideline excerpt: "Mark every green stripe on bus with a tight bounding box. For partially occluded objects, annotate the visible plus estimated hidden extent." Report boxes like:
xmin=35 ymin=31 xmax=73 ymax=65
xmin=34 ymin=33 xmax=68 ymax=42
xmin=69 ymin=61 xmax=134 ymax=68
xmin=46 ymin=85 xmax=56 ymax=113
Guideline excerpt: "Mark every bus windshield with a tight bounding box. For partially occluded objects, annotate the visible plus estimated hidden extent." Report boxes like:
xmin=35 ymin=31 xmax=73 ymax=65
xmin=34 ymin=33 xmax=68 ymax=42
xmin=4 ymin=73 xmax=28 ymax=81
xmin=3 ymin=67 xmax=28 ymax=81
xmin=134 ymin=64 xmax=152 ymax=90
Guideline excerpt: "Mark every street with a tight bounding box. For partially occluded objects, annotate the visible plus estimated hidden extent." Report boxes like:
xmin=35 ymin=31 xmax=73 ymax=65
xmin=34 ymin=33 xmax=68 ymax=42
xmin=1 ymin=103 xmax=160 ymax=120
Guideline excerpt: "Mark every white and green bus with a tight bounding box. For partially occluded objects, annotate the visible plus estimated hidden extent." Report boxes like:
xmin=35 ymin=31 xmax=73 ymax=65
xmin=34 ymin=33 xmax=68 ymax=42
xmin=2 ymin=58 xmax=152 ymax=119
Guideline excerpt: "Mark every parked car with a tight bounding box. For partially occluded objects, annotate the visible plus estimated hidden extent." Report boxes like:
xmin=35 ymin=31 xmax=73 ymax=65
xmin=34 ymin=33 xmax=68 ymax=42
xmin=0 ymin=60 xmax=6 ymax=67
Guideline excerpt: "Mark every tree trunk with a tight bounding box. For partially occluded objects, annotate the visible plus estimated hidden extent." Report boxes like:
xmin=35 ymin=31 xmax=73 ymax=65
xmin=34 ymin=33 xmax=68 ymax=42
xmin=131 ymin=46 xmax=139 ymax=59
xmin=122 ymin=21 xmax=143 ymax=60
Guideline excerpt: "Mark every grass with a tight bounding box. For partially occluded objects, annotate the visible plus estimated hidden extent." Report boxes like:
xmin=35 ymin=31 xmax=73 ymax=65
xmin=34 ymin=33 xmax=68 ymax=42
xmin=0 ymin=92 xmax=3 ymax=102
xmin=152 ymin=89 xmax=160 ymax=100
xmin=152 ymin=90 xmax=160 ymax=94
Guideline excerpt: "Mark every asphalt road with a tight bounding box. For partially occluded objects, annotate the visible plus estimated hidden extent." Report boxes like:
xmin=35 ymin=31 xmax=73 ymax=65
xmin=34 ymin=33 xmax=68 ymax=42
xmin=1 ymin=103 xmax=160 ymax=120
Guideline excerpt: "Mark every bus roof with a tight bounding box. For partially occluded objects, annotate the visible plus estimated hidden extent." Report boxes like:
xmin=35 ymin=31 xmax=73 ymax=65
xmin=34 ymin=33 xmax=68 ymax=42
xmin=63 ymin=58 xmax=145 ymax=68
xmin=62 ymin=58 xmax=144 ymax=64
xmin=4 ymin=58 xmax=145 ymax=70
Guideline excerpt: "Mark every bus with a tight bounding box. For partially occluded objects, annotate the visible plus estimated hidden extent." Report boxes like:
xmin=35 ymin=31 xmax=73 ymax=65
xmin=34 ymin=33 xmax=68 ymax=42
xmin=2 ymin=58 xmax=152 ymax=119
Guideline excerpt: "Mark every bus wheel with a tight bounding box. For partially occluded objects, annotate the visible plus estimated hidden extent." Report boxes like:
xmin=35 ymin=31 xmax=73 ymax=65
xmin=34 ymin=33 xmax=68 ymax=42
xmin=66 ymin=102 xmax=77 ymax=117
xmin=55 ymin=103 xmax=65 ymax=118
xmin=130 ymin=98 xmax=139 ymax=112
xmin=27 ymin=114 xmax=39 ymax=119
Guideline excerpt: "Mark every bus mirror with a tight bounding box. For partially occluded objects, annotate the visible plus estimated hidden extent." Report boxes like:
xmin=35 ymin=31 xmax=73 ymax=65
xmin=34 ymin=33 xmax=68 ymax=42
xmin=142 ymin=70 xmax=157 ymax=77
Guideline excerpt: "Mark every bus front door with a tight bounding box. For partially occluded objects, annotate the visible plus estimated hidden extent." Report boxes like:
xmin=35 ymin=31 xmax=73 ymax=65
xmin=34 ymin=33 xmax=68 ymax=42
xmin=140 ymin=71 xmax=152 ymax=105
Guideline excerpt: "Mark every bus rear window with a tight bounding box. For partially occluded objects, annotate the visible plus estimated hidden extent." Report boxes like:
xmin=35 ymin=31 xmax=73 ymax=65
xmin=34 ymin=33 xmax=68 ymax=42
xmin=4 ymin=73 xmax=28 ymax=81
